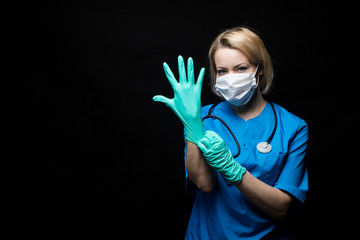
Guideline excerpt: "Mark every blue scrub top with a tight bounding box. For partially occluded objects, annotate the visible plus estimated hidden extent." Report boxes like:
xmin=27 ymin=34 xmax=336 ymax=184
xmin=184 ymin=101 xmax=308 ymax=239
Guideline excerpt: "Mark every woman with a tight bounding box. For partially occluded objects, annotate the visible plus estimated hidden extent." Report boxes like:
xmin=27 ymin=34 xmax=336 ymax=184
xmin=153 ymin=27 xmax=308 ymax=239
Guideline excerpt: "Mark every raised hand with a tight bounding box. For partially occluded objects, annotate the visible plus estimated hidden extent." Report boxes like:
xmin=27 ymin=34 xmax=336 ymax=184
xmin=153 ymin=55 xmax=205 ymax=143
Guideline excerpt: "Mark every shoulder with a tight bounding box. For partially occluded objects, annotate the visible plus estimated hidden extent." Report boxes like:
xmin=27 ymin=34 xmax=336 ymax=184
xmin=201 ymin=101 xmax=229 ymax=115
xmin=202 ymin=103 xmax=213 ymax=112
xmin=273 ymin=103 xmax=306 ymax=124
xmin=201 ymin=102 xmax=221 ymax=116
xmin=273 ymin=103 xmax=308 ymax=138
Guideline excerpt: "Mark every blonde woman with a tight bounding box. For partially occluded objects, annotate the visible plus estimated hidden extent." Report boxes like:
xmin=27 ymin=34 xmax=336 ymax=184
xmin=153 ymin=27 xmax=308 ymax=239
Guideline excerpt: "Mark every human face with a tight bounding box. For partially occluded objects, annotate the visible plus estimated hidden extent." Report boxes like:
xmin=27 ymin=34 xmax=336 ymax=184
xmin=214 ymin=48 xmax=259 ymax=77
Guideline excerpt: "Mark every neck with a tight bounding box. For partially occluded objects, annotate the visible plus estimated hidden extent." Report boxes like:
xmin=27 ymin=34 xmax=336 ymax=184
xmin=230 ymin=89 xmax=267 ymax=121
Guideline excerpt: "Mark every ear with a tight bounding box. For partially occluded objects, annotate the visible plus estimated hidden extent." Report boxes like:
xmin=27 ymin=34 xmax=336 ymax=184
xmin=257 ymin=64 xmax=264 ymax=76
xmin=256 ymin=65 xmax=264 ymax=84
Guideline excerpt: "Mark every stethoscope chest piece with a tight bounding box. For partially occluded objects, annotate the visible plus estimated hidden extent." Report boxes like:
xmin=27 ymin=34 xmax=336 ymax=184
xmin=203 ymin=101 xmax=278 ymax=157
xmin=256 ymin=142 xmax=272 ymax=154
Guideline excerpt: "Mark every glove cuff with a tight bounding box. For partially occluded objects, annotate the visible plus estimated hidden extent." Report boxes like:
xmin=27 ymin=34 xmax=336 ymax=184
xmin=225 ymin=165 xmax=246 ymax=185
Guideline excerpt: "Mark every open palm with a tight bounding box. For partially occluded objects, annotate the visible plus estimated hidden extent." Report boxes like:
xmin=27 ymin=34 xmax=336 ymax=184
xmin=153 ymin=55 xmax=205 ymax=143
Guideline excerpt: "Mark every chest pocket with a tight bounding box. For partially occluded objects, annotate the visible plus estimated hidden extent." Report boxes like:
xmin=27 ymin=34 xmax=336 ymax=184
xmin=243 ymin=148 xmax=286 ymax=186
xmin=250 ymin=150 xmax=286 ymax=185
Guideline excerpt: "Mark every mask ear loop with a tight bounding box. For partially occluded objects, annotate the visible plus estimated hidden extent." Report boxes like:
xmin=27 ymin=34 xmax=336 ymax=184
xmin=254 ymin=64 xmax=259 ymax=74
xmin=254 ymin=64 xmax=260 ymax=85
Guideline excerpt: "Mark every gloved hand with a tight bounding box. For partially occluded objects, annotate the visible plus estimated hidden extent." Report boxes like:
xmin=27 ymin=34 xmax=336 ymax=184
xmin=197 ymin=130 xmax=246 ymax=185
xmin=153 ymin=56 xmax=205 ymax=143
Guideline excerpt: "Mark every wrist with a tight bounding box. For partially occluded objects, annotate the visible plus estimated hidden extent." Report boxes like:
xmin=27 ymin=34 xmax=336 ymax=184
xmin=184 ymin=119 xmax=204 ymax=143
xmin=224 ymin=164 xmax=246 ymax=185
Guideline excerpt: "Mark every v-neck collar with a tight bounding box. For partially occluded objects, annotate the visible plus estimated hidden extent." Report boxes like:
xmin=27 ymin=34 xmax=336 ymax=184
xmin=222 ymin=101 xmax=269 ymax=123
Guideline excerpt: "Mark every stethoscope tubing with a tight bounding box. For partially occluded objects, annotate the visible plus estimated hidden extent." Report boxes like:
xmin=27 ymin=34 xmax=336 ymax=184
xmin=202 ymin=101 xmax=277 ymax=158
xmin=202 ymin=112 xmax=241 ymax=158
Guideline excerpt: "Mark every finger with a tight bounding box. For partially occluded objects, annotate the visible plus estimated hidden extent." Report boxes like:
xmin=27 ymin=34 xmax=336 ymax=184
xmin=163 ymin=62 xmax=178 ymax=89
xmin=178 ymin=55 xmax=187 ymax=84
xmin=152 ymin=95 xmax=174 ymax=108
xmin=187 ymin=57 xmax=195 ymax=85
xmin=196 ymin=67 xmax=205 ymax=90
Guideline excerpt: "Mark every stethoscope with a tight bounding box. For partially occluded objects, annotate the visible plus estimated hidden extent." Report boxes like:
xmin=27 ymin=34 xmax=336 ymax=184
xmin=202 ymin=101 xmax=278 ymax=157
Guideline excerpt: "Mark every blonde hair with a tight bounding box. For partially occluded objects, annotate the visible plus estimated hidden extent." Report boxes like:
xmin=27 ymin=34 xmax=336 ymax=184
xmin=209 ymin=27 xmax=273 ymax=96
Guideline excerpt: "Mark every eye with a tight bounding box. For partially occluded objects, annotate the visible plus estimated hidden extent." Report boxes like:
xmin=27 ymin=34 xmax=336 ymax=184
xmin=217 ymin=69 xmax=227 ymax=75
xmin=237 ymin=66 xmax=248 ymax=72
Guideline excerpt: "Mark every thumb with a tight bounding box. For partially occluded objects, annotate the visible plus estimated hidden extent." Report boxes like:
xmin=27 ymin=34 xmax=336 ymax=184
xmin=152 ymin=95 xmax=174 ymax=108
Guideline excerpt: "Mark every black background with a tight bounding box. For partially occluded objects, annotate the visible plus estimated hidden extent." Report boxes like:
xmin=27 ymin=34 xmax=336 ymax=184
xmin=4 ymin=1 xmax=359 ymax=238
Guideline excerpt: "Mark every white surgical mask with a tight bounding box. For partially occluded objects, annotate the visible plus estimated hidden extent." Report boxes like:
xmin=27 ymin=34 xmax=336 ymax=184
xmin=215 ymin=65 xmax=259 ymax=106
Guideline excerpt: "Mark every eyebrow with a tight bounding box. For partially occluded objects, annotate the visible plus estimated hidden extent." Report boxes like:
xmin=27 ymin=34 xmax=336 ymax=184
xmin=216 ymin=63 xmax=250 ymax=69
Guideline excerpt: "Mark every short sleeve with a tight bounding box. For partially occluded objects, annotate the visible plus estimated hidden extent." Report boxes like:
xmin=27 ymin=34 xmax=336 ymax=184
xmin=274 ymin=120 xmax=309 ymax=204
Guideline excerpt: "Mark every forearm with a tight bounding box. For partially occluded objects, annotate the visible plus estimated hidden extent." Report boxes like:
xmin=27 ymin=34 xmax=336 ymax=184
xmin=197 ymin=131 xmax=292 ymax=219
xmin=235 ymin=171 xmax=292 ymax=220
xmin=186 ymin=141 xmax=216 ymax=193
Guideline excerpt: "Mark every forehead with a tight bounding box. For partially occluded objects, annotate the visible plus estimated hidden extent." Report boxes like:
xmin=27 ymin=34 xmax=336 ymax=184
xmin=214 ymin=48 xmax=250 ymax=66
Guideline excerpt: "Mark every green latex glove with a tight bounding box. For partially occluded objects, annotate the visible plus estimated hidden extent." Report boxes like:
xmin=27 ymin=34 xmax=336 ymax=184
xmin=153 ymin=55 xmax=205 ymax=143
xmin=197 ymin=130 xmax=247 ymax=185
